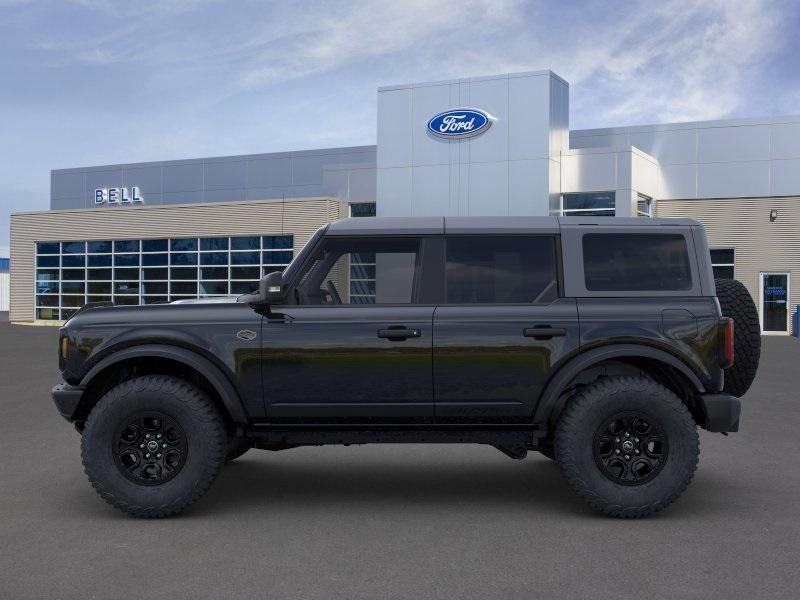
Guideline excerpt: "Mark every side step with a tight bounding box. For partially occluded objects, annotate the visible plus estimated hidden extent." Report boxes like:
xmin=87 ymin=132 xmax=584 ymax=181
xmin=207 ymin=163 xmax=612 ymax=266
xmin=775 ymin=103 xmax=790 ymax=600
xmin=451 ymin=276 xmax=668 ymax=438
xmin=248 ymin=427 xmax=546 ymax=448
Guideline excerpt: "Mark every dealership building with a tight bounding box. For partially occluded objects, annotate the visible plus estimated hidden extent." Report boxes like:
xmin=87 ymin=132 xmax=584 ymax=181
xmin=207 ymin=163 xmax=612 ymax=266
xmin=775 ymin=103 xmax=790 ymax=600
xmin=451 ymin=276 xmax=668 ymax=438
xmin=10 ymin=69 xmax=800 ymax=333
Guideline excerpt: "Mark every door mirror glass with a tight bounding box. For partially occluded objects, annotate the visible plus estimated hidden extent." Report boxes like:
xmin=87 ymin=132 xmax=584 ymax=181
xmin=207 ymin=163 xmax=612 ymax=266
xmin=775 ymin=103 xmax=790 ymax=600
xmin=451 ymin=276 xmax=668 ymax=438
xmin=237 ymin=270 xmax=284 ymax=305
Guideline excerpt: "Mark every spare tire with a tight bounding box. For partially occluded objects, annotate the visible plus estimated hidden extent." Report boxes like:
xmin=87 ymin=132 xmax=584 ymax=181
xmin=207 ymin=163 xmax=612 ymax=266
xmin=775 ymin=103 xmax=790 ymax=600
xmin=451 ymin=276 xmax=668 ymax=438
xmin=715 ymin=278 xmax=761 ymax=397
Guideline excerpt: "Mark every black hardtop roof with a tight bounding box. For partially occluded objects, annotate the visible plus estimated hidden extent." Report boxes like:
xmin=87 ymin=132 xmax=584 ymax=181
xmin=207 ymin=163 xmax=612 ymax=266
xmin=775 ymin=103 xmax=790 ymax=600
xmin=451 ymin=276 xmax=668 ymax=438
xmin=325 ymin=216 xmax=701 ymax=236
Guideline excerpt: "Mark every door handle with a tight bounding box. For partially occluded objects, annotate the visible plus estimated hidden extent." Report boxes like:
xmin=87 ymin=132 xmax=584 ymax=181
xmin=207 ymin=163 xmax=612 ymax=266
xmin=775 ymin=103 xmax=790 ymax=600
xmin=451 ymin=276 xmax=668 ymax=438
xmin=377 ymin=328 xmax=421 ymax=341
xmin=523 ymin=326 xmax=567 ymax=339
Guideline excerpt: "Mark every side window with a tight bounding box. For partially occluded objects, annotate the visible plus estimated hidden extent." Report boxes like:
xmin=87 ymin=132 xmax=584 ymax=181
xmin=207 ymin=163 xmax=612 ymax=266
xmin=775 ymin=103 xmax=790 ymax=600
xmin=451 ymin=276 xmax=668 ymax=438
xmin=445 ymin=236 xmax=558 ymax=304
xmin=582 ymin=233 xmax=692 ymax=291
xmin=295 ymin=238 xmax=420 ymax=305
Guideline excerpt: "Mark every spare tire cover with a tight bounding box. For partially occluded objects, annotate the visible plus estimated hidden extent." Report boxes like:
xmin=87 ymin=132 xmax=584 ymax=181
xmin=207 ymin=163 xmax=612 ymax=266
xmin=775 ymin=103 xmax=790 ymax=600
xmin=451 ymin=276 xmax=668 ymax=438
xmin=715 ymin=278 xmax=761 ymax=397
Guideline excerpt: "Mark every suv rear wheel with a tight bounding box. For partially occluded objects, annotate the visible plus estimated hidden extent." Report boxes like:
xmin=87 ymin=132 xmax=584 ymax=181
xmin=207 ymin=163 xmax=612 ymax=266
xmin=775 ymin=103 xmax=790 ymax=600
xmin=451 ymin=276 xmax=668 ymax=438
xmin=555 ymin=376 xmax=699 ymax=518
xmin=81 ymin=375 xmax=226 ymax=518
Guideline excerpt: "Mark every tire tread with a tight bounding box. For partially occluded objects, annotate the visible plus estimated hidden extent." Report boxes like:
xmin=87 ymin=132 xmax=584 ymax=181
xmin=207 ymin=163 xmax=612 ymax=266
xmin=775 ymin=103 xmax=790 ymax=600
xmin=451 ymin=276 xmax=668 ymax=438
xmin=81 ymin=375 xmax=225 ymax=518
xmin=715 ymin=278 xmax=761 ymax=397
xmin=555 ymin=375 xmax=699 ymax=518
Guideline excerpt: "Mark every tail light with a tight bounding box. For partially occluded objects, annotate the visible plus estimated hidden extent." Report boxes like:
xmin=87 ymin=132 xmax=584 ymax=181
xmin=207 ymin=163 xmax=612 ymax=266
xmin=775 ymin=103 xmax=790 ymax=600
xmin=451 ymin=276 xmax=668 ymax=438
xmin=58 ymin=328 xmax=69 ymax=371
xmin=719 ymin=317 xmax=734 ymax=369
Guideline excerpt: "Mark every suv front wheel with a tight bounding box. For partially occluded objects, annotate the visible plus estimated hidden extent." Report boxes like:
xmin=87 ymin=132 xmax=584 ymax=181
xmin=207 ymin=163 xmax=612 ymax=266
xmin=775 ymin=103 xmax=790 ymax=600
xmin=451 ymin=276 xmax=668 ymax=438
xmin=555 ymin=376 xmax=699 ymax=518
xmin=81 ymin=375 xmax=226 ymax=518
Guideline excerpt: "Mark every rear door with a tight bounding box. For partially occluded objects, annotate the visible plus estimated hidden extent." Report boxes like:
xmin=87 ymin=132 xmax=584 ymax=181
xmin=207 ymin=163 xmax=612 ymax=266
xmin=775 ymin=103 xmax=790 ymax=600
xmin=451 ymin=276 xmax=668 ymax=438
xmin=432 ymin=235 xmax=580 ymax=423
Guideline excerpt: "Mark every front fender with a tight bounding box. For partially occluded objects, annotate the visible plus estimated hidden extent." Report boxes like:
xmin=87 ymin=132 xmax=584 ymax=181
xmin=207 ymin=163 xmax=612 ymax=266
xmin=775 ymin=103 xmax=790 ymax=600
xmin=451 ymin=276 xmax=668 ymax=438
xmin=79 ymin=343 xmax=249 ymax=423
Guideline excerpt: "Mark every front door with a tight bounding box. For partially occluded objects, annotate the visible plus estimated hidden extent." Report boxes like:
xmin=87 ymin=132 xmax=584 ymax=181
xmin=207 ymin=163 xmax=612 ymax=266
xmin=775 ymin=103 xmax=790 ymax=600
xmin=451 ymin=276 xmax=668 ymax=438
xmin=433 ymin=235 xmax=580 ymax=423
xmin=262 ymin=236 xmax=434 ymax=423
xmin=760 ymin=272 xmax=790 ymax=334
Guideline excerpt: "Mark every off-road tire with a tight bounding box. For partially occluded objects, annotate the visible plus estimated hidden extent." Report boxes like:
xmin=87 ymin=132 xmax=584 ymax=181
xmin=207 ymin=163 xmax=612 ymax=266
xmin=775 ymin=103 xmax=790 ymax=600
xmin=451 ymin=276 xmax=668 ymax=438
xmin=555 ymin=376 xmax=699 ymax=518
xmin=81 ymin=375 xmax=226 ymax=518
xmin=225 ymin=437 xmax=252 ymax=463
xmin=715 ymin=278 xmax=761 ymax=397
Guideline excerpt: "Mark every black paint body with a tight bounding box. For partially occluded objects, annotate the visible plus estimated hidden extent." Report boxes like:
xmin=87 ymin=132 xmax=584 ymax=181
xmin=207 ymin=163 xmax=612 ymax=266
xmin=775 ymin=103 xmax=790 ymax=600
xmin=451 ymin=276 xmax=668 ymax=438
xmin=54 ymin=216 xmax=732 ymax=434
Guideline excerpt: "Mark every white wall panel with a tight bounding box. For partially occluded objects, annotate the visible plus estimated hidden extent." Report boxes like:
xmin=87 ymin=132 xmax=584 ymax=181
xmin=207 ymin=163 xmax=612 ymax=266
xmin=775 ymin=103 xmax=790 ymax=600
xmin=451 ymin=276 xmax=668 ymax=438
xmin=771 ymin=124 xmax=800 ymax=159
xmin=573 ymin=116 xmax=800 ymax=200
xmin=629 ymin=129 xmax=696 ymax=165
xmin=468 ymin=161 xmax=508 ymax=215
xmin=570 ymin=133 xmax=626 ymax=150
xmin=376 ymin=88 xmax=412 ymax=169
xmin=549 ymin=77 xmax=570 ymax=158
xmin=412 ymin=164 xmax=451 ymax=216
xmin=561 ymin=152 xmax=617 ymax=192
xmin=698 ymin=161 xmax=770 ymax=198
xmin=509 ymin=159 xmax=550 ymax=215
xmin=376 ymin=167 xmax=412 ymax=216
xmin=0 ymin=272 xmax=8 ymax=312
xmin=467 ymin=77 xmax=509 ymax=164
xmin=772 ymin=159 xmax=800 ymax=196
xmin=697 ymin=125 xmax=770 ymax=163
xmin=631 ymin=153 xmax=660 ymax=197
xmin=508 ymin=75 xmax=550 ymax=160
xmin=660 ymin=163 xmax=697 ymax=199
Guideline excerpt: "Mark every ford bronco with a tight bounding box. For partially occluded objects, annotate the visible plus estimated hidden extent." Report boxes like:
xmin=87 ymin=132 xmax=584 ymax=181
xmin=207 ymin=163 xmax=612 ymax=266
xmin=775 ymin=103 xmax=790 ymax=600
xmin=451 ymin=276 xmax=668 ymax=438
xmin=51 ymin=216 xmax=761 ymax=518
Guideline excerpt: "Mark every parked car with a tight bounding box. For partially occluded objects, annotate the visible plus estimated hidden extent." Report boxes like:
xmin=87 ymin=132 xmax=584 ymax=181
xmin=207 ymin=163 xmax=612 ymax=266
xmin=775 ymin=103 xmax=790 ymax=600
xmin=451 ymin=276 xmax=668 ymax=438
xmin=51 ymin=216 xmax=761 ymax=518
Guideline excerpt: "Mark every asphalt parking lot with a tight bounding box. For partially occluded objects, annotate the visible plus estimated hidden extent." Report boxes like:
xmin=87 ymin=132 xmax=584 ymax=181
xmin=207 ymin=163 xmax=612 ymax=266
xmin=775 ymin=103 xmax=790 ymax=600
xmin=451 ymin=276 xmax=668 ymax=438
xmin=2 ymin=322 xmax=799 ymax=599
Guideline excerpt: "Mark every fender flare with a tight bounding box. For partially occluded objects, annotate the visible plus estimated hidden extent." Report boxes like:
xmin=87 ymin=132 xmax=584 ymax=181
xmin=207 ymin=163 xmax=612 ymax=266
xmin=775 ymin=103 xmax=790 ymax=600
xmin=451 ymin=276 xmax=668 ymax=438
xmin=79 ymin=344 xmax=248 ymax=423
xmin=533 ymin=344 xmax=706 ymax=425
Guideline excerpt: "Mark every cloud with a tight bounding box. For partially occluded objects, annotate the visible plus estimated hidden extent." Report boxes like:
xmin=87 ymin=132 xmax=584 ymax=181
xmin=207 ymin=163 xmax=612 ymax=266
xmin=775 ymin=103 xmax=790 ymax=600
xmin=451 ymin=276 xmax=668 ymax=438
xmin=8 ymin=0 xmax=790 ymax=124
xmin=569 ymin=0 xmax=783 ymax=124
xmin=0 ymin=0 xmax=797 ymax=247
xmin=236 ymin=0 xmax=525 ymax=88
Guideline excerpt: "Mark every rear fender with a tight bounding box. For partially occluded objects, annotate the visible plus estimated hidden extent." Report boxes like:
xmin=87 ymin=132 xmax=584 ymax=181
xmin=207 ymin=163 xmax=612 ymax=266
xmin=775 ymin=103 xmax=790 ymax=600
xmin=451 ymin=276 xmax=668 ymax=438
xmin=533 ymin=344 xmax=706 ymax=426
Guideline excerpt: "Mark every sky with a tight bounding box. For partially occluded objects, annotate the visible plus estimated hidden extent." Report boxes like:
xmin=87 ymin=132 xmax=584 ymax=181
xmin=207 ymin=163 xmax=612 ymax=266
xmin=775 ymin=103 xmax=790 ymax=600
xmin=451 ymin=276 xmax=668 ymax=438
xmin=1 ymin=0 xmax=799 ymax=249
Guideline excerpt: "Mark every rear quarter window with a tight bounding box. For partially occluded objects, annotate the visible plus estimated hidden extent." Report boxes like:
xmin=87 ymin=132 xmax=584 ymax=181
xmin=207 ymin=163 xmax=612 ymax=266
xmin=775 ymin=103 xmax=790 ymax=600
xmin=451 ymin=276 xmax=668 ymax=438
xmin=583 ymin=233 xmax=692 ymax=291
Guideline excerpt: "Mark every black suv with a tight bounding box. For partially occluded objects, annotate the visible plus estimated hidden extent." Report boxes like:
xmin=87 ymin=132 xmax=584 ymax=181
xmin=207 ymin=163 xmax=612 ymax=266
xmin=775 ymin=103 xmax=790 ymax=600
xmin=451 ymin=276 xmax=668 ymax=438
xmin=52 ymin=216 xmax=761 ymax=518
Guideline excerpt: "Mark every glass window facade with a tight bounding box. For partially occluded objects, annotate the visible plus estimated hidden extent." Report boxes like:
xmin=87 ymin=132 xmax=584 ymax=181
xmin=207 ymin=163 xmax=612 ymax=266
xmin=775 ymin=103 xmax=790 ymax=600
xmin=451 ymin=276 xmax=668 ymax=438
xmin=637 ymin=194 xmax=653 ymax=218
xmin=34 ymin=235 xmax=293 ymax=320
xmin=561 ymin=192 xmax=615 ymax=216
xmin=710 ymin=248 xmax=735 ymax=280
xmin=349 ymin=202 xmax=378 ymax=301
xmin=349 ymin=202 xmax=377 ymax=218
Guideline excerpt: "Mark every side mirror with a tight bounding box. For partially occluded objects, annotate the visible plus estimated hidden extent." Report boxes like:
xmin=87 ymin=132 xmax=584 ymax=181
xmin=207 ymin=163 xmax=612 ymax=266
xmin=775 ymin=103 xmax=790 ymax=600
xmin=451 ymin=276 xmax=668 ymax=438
xmin=237 ymin=271 xmax=284 ymax=305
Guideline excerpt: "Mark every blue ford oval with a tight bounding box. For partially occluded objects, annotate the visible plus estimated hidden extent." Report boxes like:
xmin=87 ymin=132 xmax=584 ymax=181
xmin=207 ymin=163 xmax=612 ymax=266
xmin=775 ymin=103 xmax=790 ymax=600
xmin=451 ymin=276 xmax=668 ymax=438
xmin=427 ymin=108 xmax=493 ymax=139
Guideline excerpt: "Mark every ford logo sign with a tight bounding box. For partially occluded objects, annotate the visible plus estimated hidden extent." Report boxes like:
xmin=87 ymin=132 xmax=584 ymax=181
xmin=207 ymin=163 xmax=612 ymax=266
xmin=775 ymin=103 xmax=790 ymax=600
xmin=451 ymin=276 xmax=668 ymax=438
xmin=427 ymin=108 xmax=493 ymax=139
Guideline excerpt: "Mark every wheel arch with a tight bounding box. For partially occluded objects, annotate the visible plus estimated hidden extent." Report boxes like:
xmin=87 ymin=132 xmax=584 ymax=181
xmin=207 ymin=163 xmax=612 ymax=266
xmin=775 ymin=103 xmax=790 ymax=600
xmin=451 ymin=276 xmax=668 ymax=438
xmin=534 ymin=344 xmax=706 ymax=428
xmin=77 ymin=344 xmax=248 ymax=426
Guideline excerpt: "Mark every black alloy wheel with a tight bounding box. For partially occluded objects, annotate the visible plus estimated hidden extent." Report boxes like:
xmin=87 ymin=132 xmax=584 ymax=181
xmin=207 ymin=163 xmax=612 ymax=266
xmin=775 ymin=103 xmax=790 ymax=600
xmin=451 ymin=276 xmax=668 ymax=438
xmin=114 ymin=412 xmax=188 ymax=485
xmin=593 ymin=412 xmax=667 ymax=485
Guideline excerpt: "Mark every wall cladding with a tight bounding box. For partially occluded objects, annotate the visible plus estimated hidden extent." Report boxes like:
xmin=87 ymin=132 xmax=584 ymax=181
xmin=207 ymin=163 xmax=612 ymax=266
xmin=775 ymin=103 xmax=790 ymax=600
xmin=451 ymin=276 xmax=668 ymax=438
xmin=571 ymin=116 xmax=800 ymax=201
xmin=657 ymin=196 xmax=800 ymax=332
xmin=51 ymin=147 xmax=376 ymax=210
xmin=377 ymin=71 xmax=568 ymax=217
xmin=11 ymin=198 xmax=345 ymax=321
